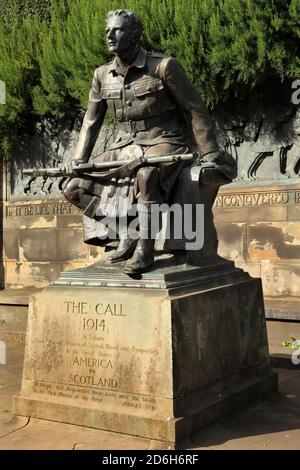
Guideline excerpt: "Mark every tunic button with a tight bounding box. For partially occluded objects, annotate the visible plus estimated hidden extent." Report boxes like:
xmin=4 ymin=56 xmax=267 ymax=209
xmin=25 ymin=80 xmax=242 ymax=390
xmin=147 ymin=87 xmax=152 ymax=92
xmin=132 ymin=132 xmax=136 ymax=138
xmin=126 ymin=100 xmax=132 ymax=107
xmin=125 ymin=84 xmax=130 ymax=90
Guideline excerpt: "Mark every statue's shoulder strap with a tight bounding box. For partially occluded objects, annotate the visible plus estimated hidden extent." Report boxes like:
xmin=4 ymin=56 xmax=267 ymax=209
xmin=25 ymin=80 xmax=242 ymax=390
xmin=147 ymin=51 xmax=168 ymax=61
xmin=146 ymin=52 xmax=170 ymax=75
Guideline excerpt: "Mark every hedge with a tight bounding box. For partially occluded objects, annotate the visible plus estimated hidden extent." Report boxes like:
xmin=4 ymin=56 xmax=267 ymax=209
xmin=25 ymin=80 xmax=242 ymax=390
xmin=0 ymin=0 xmax=299 ymax=157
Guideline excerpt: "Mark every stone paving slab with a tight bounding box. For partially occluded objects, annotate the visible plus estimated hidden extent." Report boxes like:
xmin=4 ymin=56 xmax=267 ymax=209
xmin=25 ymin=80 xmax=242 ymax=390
xmin=0 ymin=343 xmax=300 ymax=450
xmin=192 ymin=395 xmax=300 ymax=450
xmin=0 ymin=415 xmax=29 ymax=440
xmin=192 ymin=421 xmax=300 ymax=450
xmin=0 ymin=417 xmax=152 ymax=451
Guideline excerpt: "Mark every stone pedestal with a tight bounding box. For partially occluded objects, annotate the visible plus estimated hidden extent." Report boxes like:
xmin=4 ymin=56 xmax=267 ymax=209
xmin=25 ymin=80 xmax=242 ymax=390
xmin=14 ymin=260 xmax=277 ymax=447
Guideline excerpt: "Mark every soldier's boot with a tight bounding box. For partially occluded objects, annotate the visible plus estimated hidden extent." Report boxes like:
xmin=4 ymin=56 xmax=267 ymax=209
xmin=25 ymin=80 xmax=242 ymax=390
xmin=123 ymin=202 xmax=157 ymax=274
xmin=106 ymin=237 xmax=138 ymax=263
xmin=106 ymin=216 xmax=138 ymax=263
xmin=123 ymin=238 xmax=155 ymax=274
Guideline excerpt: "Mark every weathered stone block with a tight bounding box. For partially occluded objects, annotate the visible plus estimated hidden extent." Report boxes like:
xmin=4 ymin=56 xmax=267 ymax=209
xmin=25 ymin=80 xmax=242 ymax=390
xmin=214 ymin=207 xmax=246 ymax=223
xmin=248 ymin=222 xmax=300 ymax=262
xmin=2 ymin=199 xmax=90 ymax=288
xmin=215 ymin=222 xmax=247 ymax=262
xmin=288 ymin=204 xmax=300 ymax=221
xmin=265 ymin=299 xmax=300 ymax=320
xmin=0 ymin=305 xmax=28 ymax=340
xmin=14 ymin=270 xmax=277 ymax=446
xmin=214 ymin=182 xmax=300 ymax=318
xmin=3 ymin=229 xmax=19 ymax=261
xmin=56 ymin=229 xmax=87 ymax=261
xmin=235 ymin=262 xmax=262 ymax=279
xmin=5 ymin=261 xmax=63 ymax=289
xmin=247 ymin=205 xmax=288 ymax=222
xmin=261 ymin=263 xmax=300 ymax=297
xmin=19 ymin=229 xmax=58 ymax=262
xmin=56 ymin=215 xmax=83 ymax=229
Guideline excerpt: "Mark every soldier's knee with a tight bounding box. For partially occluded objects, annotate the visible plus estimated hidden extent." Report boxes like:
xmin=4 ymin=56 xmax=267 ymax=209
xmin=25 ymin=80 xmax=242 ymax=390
xmin=137 ymin=166 xmax=158 ymax=185
xmin=63 ymin=179 xmax=81 ymax=204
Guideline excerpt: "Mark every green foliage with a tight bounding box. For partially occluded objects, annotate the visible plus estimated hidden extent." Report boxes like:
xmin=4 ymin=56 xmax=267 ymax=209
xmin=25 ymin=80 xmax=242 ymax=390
xmin=34 ymin=0 xmax=300 ymax=114
xmin=0 ymin=15 xmax=47 ymax=157
xmin=33 ymin=0 xmax=120 ymax=117
xmin=281 ymin=337 xmax=300 ymax=350
xmin=129 ymin=0 xmax=300 ymax=105
xmin=1 ymin=0 xmax=300 ymax=158
xmin=0 ymin=0 xmax=53 ymax=24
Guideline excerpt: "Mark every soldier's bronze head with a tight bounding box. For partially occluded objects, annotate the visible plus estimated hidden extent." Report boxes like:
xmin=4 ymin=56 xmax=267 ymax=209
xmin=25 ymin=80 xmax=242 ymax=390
xmin=106 ymin=9 xmax=143 ymax=54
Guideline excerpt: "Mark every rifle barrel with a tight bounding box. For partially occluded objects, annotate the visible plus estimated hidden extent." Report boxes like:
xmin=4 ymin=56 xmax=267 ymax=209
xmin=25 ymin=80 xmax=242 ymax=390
xmin=22 ymin=168 xmax=64 ymax=177
xmin=22 ymin=153 xmax=196 ymax=178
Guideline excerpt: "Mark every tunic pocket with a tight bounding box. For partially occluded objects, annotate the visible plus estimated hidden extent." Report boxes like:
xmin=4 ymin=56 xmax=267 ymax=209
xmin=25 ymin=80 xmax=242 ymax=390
xmin=101 ymin=88 xmax=122 ymax=99
xmin=101 ymin=88 xmax=122 ymax=119
xmin=133 ymin=78 xmax=164 ymax=97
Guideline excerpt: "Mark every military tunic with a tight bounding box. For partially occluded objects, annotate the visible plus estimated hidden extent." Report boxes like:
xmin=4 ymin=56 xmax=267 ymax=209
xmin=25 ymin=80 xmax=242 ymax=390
xmin=74 ymin=47 xmax=219 ymax=217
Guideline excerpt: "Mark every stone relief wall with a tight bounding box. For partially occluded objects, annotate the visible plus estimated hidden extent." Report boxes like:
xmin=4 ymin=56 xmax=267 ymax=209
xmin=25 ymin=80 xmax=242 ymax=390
xmin=3 ymin=117 xmax=116 ymax=289
xmin=214 ymin=103 xmax=300 ymax=183
xmin=8 ymin=102 xmax=300 ymax=201
xmin=9 ymin=117 xmax=115 ymax=201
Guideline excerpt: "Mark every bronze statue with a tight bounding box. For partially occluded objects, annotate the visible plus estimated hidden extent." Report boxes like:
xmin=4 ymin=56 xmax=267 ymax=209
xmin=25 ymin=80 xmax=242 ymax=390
xmin=62 ymin=9 xmax=235 ymax=274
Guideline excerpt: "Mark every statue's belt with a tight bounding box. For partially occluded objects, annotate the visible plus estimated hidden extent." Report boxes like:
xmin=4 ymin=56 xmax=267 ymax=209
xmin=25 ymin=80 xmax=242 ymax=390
xmin=117 ymin=111 xmax=175 ymax=133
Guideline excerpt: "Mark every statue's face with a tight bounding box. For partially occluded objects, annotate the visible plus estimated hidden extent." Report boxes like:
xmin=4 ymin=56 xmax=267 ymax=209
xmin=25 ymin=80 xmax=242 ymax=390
xmin=106 ymin=16 xmax=135 ymax=54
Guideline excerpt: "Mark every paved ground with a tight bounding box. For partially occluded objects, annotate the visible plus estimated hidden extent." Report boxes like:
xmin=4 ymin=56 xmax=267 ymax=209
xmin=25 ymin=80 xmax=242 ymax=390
xmin=1 ymin=342 xmax=300 ymax=450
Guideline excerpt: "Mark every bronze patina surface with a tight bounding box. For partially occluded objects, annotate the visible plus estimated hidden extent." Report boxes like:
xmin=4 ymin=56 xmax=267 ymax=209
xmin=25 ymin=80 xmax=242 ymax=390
xmin=62 ymin=9 xmax=235 ymax=274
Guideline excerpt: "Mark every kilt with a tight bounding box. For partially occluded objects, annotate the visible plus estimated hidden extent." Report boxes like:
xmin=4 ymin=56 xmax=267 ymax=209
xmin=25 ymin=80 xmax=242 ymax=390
xmin=78 ymin=142 xmax=189 ymax=218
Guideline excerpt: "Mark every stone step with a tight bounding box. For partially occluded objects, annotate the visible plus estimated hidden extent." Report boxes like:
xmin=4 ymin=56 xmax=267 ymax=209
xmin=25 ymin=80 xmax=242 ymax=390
xmin=265 ymin=299 xmax=300 ymax=321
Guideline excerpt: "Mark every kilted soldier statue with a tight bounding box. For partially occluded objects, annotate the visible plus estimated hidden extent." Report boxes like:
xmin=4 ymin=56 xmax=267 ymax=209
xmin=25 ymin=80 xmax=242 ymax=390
xmin=63 ymin=9 xmax=232 ymax=274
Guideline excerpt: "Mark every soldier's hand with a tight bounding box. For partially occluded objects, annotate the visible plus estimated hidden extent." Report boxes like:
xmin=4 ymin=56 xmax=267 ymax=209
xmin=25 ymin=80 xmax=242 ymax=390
xmin=197 ymin=150 xmax=237 ymax=179
xmin=194 ymin=151 xmax=219 ymax=166
xmin=61 ymin=160 xmax=83 ymax=176
xmin=200 ymin=150 xmax=222 ymax=165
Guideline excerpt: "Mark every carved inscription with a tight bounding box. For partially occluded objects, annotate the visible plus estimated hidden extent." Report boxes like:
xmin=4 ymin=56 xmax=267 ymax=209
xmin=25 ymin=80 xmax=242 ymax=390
xmin=24 ymin=289 xmax=170 ymax=412
xmin=6 ymin=191 xmax=300 ymax=214
xmin=33 ymin=381 xmax=158 ymax=412
xmin=64 ymin=300 xmax=125 ymax=333
xmin=5 ymin=202 xmax=79 ymax=217
xmin=215 ymin=189 xmax=300 ymax=209
xmin=62 ymin=299 xmax=128 ymax=389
